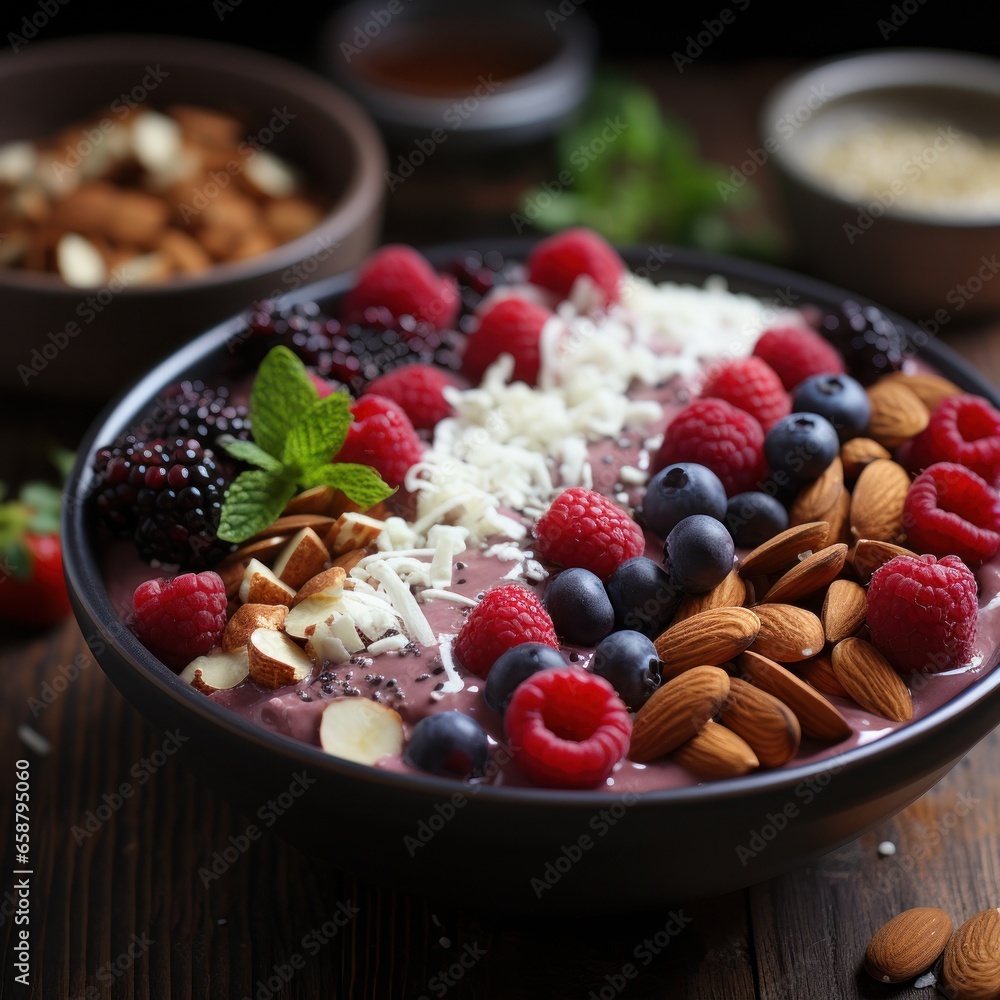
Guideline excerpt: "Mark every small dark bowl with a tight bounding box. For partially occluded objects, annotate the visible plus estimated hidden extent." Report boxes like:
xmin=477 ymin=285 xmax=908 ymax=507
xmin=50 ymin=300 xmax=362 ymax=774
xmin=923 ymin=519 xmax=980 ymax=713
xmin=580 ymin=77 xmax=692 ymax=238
xmin=63 ymin=243 xmax=1000 ymax=913
xmin=0 ymin=34 xmax=386 ymax=398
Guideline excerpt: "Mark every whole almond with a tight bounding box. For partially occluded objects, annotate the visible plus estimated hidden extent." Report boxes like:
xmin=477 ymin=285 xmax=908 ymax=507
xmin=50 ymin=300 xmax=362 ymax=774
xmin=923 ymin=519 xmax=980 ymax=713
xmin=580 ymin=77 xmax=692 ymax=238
xmin=763 ymin=543 xmax=848 ymax=604
xmin=739 ymin=521 xmax=831 ymax=577
xmin=882 ymin=370 xmax=961 ymax=411
xmin=673 ymin=569 xmax=746 ymax=623
xmin=655 ymin=607 xmax=760 ymax=679
xmin=942 ymin=907 xmax=1000 ymax=1000
xmin=671 ymin=721 xmax=759 ymax=779
xmin=796 ymin=651 xmax=848 ymax=698
xmin=719 ymin=677 xmax=801 ymax=766
xmin=831 ymin=637 xmax=913 ymax=722
xmin=850 ymin=538 xmax=917 ymax=585
xmin=850 ymin=460 xmax=910 ymax=543
xmin=866 ymin=380 xmax=930 ymax=448
xmin=739 ymin=650 xmax=852 ymax=742
xmin=750 ymin=604 xmax=825 ymax=663
xmin=841 ymin=437 xmax=892 ymax=482
xmin=790 ymin=457 xmax=844 ymax=525
xmin=821 ymin=579 xmax=867 ymax=643
xmin=864 ymin=907 xmax=953 ymax=984
xmin=630 ymin=666 xmax=731 ymax=763
xmin=817 ymin=486 xmax=851 ymax=547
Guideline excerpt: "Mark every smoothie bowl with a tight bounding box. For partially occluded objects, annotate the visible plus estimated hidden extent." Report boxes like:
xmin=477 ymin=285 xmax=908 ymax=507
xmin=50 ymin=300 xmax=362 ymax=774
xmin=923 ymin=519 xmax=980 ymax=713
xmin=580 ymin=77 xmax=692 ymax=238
xmin=63 ymin=232 xmax=1000 ymax=912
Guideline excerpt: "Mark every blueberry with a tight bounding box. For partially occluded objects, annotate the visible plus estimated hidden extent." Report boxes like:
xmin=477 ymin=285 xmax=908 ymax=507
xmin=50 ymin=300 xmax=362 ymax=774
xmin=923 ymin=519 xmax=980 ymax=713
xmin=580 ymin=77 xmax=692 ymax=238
xmin=639 ymin=462 xmax=727 ymax=538
xmin=764 ymin=412 xmax=840 ymax=485
xmin=605 ymin=556 xmax=683 ymax=637
xmin=792 ymin=373 xmax=871 ymax=442
xmin=725 ymin=492 xmax=790 ymax=548
xmin=404 ymin=711 xmax=489 ymax=779
xmin=590 ymin=631 xmax=661 ymax=710
xmin=544 ymin=567 xmax=615 ymax=645
xmin=664 ymin=514 xmax=735 ymax=594
xmin=484 ymin=642 xmax=565 ymax=713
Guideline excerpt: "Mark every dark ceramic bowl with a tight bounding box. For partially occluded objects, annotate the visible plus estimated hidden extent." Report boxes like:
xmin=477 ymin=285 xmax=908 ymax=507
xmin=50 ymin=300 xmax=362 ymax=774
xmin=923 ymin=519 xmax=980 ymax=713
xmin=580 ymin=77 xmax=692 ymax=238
xmin=0 ymin=34 xmax=386 ymax=399
xmin=63 ymin=242 xmax=1000 ymax=914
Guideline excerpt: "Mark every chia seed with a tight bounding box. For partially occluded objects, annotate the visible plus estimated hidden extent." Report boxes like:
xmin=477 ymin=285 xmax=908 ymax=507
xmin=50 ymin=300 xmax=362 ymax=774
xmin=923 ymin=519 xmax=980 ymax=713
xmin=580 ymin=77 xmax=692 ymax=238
xmin=416 ymin=673 xmax=430 ymax=681
xmin=433 ymin=682 xmax=444 ymax=692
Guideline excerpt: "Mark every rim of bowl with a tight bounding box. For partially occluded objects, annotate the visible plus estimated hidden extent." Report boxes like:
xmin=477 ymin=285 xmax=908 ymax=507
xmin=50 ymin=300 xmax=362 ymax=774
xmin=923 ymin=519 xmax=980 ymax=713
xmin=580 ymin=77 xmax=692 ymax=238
xmin=760 ymin=47 xmax=1000 ymax=229
xmin=0 ymin=33 xmax=387 ymax=296
xmin=63 ymin=239 xmax=1000 ymax=809
xmin=322 ymin=0 xmax=597 ymax=134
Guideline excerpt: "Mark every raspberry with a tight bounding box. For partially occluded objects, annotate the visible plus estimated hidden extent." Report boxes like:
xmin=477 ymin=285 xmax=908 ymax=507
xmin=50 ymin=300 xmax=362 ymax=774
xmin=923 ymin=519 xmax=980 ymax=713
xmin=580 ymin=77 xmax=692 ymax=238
xmin=903 ymin=462 xmax=1000 ymax=567
xmin=365 ymin=363 xmax=458 ymax=431
xmin=504 ymin=667 xmax=632 ymax=788
xmin=461 ymin=296 xmax=553 ymax=386
xmin=907 ymin=395 xmax=1000 ymax=484
xmin=534 ymin=487 xmax=646 ymax=581
xmin=753 ymin=325 xmax=845 ymax=391
xmin=453 ymin=584 xmax=558 ymax=678
xmin=341 ymin=245 xmax=460 ymax=330
xmin=700 ymin=356 xmax=791 ymax=431
xmin=866 ymin=554 xmax=978 ymax=674
xmin=129 ymin=571 xmax=228 ymax=670
xmin=335 ymin=395 xmax=424 ymax=488
xmin=527 ymin=228 xmax=625 ymax=307
xmin=653 ymin=399 xmax=767 ymax=497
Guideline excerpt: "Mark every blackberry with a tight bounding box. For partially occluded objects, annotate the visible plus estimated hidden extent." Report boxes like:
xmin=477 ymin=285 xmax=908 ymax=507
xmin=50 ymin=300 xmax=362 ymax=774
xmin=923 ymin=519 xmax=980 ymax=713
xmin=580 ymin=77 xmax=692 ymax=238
xmin=152 ymin=381 xmax=251 ymax=446
xmin=814 ymin=299 xmax=909 ymax=385
xmin=92 ymin=437 xmax=233 ymax=569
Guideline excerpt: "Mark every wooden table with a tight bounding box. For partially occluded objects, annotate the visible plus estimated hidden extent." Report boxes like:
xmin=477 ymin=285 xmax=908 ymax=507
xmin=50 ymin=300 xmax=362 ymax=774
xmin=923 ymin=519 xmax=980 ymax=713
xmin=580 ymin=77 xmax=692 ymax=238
xmin=3 ymin=59 xmax=1000 ymax=1000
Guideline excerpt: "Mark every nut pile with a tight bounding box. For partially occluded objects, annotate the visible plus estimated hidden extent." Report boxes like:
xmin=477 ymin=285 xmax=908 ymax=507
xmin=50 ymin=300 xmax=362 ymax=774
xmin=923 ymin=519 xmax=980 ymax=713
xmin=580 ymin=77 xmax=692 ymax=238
xmin=0 ymin=104 xmax=326 ymax=286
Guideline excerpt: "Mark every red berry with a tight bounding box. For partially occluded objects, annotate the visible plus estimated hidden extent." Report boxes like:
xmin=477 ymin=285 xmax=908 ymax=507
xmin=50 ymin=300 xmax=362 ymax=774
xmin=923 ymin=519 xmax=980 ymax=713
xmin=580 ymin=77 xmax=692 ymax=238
xmin=130 ymin=571 xmax=228 ymax=670
xmin=653 ymin=398 xmax=767 ymax=497
xmin=504 ymin=667 xmax=632 ymax=788
xmin=526 ymin=227 xmax=625 ymax=307
xmin=903 ymin=462 xmax=1000 ymax=567
xmin=907 ymin=394 xmax=1000 ymax=484
xmin=335 ymin=394 xmax=424 ymax=488
xmin=867 ymin=554 xmax=978 ymax=674
xmin=364 ymin=363 xmax=459 ymax=431
xmin=341 ymin=245 xmax=460 ymax=330
xmin=461 ymin=296 xmax=552 ymax=386
xmin=753 ymin=325 xmax=845 ymax=391
xmin=453 ymin=584 xmax=558 ymax=678
xmin=535 ymin=486 xmax=646 ymax=581
xmin=700 ymin=356 xmax=791 ymax=431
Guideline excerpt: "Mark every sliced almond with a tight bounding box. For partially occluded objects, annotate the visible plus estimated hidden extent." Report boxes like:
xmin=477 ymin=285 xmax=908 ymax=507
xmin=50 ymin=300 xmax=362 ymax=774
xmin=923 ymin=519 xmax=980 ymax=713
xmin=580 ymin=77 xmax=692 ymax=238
xmin=306 ymin=614 xmax=365 ymax=664
xmin=672 ymin=569 xmax=746 ymax=623
xmin=831 ymin=637 xmax=913 ymax=722
xmin=248 ymin=514 xmax=337 ymax=542
xmin=821 ymin=579 xmax=867 ymax=643
xmin=292 ymin=566 xmax=347 ymax=607
xmin=789 ymin=457 xmax=843 ymax=525
xmin=795 ymin=651 xmax=848 ymax=698
xmin=850 ymin=538 xmax=917 ymax=585
xmin=222 ymin=603 xmax=288 ymax=652
xmin=218 ymin=534 xmax=288 ymax=568
xmin=849 ymin=459 xmax=910 ymax=543
xmin=942 ymin=907 xmax=1000 ymax=1000
xmin=840 ymin=437 xmax=892 ymax=482
xmin=719 ymin=677 xmax=801 ymax=767
xmin=272 ymin=527 xmax=328 ymax=589
xmin=629 ymin=666 xmax=731 ymax=762
xmin=654 ymin=607 xmax=760 ymax=679
xmin=283 ymin=486 xmax=339 ymax=516
xmin=284 ymin=595 xmax=342 ymax=640
xmin=319 ymin=697 xmax=404 ymax=766
xmin=750 ymin=604 xmax=825 ymax=663
xmin=326 ymin=511 xmax=386 ymax=556
xmin=739 ymin=522 xmax=830 ymax=577
xmin=247 ymin=628 xmax=313 ymax=689
xmin=865 ymin=907 xmax=953 ymax=985
xmin=239 ymin=558 xmax=297 ymax=606
xmin=671 ymin=721 xmax=759 ymax=780
xmin=179 ymin=647 xmax=250 ymax=693
xmin=762 ymin=543 xmax=848 ymax=604
xmin=739 ymin=650 xmax=852 ymax=742
xmin=882 ymin=370 xmax=961 ymax=411
xmin=866 ymin=380 xmax=930 ymax=448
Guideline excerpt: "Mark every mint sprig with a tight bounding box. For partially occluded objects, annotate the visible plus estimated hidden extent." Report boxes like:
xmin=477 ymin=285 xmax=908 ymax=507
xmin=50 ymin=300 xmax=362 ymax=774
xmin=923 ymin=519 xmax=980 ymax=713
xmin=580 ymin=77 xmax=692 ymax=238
xmin=217 ymin=346 xmax=393 ymax=543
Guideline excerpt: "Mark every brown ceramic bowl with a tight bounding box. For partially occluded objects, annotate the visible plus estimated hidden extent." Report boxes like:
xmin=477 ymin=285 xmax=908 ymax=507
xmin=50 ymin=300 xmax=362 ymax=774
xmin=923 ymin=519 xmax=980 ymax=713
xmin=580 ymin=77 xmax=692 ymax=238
xmin=0 ymin=34 xmax=386 ymax=399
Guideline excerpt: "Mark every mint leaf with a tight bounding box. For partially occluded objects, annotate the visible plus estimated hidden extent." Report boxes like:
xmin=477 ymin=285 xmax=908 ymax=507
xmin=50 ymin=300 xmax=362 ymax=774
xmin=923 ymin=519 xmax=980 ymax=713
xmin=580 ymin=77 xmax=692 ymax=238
xmin=249 ymin=346 xmax=317 ymax=459
xmin=304 ymin=463 xmax=394 ymax=509
xmin=283 ymin=392 xmax=352 ymax=473
xmin=220 ymin=436 xmax=283 ymax=474
xmin=217 ymin=469 xmax=298 ymax=543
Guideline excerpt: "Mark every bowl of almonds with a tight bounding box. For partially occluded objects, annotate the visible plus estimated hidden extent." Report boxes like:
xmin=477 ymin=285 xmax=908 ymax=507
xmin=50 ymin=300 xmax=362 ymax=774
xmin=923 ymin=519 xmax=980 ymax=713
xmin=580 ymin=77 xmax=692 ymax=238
xmin=0 ymin=34 xmax=386 ymax=398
